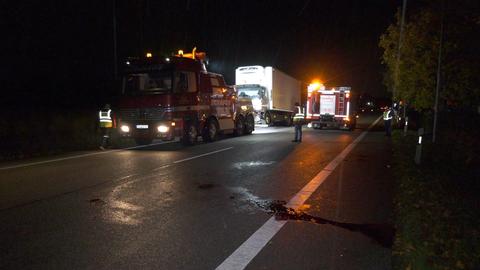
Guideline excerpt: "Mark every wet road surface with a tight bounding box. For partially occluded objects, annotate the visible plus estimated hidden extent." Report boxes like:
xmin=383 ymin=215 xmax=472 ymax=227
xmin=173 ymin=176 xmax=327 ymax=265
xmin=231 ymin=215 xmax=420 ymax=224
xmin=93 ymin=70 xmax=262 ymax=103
xmin=0 ymin=113 xmax=393 ymax=270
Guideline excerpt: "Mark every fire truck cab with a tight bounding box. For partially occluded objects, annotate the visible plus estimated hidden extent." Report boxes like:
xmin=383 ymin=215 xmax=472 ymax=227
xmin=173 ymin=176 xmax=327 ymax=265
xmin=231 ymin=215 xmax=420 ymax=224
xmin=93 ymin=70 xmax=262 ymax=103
xmin=112 ymin=50 xmax=255 ymax=145
xmin=306 ymin=84 xmax=356 ymax=130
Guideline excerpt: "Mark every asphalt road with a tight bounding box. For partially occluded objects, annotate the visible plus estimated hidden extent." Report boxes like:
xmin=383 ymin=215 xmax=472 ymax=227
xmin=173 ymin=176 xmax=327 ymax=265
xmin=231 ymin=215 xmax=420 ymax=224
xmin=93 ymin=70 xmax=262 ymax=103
xmin=0 ymin=113 xmax=393 ymax=270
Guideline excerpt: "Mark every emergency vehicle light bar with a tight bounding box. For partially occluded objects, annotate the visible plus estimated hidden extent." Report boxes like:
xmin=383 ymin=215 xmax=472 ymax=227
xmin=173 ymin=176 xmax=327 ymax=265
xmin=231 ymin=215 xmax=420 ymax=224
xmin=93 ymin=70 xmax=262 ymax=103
xmin=316 ymin=89 xmax=350 ymax=94
xmin=176 ymin=47 xmax=207 ymax=61
xmin=307 ymin=82 xmax=325 ymax=92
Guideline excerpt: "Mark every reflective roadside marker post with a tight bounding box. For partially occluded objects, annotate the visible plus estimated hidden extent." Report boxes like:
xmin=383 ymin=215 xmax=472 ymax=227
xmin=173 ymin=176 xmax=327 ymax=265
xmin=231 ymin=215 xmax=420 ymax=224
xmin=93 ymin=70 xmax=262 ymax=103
xmin=415 ymin=127 xmax=424 ymax=165
xmin=403 ymin=116 xmax=408 ymax=136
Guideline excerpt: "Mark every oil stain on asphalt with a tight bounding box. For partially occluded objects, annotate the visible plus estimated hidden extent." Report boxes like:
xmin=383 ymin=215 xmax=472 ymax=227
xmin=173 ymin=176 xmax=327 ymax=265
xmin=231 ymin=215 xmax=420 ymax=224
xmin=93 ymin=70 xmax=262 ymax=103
xmin=266 ymin=201 xmax=395 ymax=248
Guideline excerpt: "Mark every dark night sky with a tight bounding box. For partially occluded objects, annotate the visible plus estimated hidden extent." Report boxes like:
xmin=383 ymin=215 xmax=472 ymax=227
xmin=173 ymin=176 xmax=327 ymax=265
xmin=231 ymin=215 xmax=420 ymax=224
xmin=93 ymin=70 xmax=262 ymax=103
xmin=1 ymin=0 xmax=399 ymax=109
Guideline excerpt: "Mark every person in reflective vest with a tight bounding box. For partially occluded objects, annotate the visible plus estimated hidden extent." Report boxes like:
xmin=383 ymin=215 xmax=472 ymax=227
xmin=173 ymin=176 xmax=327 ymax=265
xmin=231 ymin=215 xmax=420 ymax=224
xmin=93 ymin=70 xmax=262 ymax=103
xmin=99 ymin=104 xmax=114 ymax=150
xmin=383 ymin=106 xmax=394 ymax=137
xmin=292 ymin=103 xmax=305 ymax=142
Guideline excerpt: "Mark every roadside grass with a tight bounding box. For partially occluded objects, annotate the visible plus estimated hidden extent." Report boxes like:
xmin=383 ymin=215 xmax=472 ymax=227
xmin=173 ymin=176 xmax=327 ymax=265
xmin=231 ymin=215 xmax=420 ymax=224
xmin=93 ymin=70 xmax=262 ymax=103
xmin=0 ymin=110 xmax=133 ymax=161
xmin=392 ymin=130 xmax=480 ymax=270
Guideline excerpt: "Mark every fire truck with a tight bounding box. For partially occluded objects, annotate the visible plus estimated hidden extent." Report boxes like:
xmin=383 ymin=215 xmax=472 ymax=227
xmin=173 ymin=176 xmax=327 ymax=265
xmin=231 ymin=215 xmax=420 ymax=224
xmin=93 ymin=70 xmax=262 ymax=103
xmin=306 ymin=83 xmax=356 ymax=130
xmin=103 ymin=49 xmax=255 ymax=145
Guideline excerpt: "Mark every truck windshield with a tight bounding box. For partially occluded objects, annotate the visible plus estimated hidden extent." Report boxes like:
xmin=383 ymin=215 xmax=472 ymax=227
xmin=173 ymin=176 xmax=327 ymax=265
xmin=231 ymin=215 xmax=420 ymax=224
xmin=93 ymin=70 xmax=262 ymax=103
xmin=237 ymin=89 xmax=261 ymax=99
xmin=123 ymin=72 xmax=172 ymax=95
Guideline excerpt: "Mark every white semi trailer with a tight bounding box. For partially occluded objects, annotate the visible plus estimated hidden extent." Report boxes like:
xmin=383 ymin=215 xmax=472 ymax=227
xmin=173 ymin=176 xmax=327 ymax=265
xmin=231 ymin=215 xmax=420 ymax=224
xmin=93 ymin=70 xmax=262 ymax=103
xmin=235 ymin=66 xmax=301 ymax=126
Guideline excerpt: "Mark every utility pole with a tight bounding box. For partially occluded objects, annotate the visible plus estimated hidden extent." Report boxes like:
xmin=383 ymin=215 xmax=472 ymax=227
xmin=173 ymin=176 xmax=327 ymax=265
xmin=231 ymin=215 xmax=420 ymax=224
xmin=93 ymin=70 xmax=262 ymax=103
xmin=112 ymin=0 xmax=118 ymax=80
xmin=432 ymin=3 xmax=444 ymax=143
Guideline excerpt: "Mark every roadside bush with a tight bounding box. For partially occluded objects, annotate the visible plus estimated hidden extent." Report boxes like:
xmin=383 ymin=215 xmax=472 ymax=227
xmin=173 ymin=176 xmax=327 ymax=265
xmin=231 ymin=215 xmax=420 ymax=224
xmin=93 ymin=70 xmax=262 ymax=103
xmin=0 ymin=109 xmax=103 ymax=161
xmin=392 ymin=117 xmax=480 ymax=270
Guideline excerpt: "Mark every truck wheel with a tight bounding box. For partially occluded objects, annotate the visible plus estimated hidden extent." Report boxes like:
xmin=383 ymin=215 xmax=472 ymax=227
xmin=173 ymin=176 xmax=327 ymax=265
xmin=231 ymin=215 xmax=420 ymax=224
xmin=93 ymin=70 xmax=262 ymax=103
xmin=135 ymin=138 xmax=153 ymax=145
xmin=182 ymin=122 xmax=198 ymax=145
xmin=233 ymin=116 xmax=244 ymax=136
xmin=265 ymin=113 xmax=272 ymax=126
xmin=244 ymin=114 xmax=254 ymax=135
xmin=202 ymin=118 xmax=219 ymax=142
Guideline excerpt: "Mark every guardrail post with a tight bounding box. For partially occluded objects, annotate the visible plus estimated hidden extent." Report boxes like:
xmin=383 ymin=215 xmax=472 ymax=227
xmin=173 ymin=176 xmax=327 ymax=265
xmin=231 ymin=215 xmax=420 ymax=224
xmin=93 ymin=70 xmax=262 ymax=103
xmin=414 ymin=127 xmax=424 ymax=165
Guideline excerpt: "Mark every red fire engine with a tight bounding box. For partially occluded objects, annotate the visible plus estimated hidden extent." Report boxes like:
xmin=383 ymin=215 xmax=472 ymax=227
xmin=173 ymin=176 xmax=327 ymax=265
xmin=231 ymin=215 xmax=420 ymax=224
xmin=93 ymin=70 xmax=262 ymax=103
xmin=106 ymin=49 xmax=255 ymax=145
xmin=306 ymin=83 xmax=356 ymax=130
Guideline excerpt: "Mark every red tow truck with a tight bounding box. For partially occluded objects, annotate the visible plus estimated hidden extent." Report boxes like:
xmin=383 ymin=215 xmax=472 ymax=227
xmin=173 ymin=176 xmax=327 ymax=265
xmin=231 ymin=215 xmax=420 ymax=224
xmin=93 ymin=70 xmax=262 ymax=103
xmin=106 ymin=49 xmax=255 ymax=145
xmin=306 ymin=83 xmax=356 ymax=130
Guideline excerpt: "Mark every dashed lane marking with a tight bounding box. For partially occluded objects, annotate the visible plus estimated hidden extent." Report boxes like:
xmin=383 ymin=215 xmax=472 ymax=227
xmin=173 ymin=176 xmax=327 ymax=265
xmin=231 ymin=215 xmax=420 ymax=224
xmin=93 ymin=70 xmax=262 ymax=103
xmin=173 ymin=147 xmax=234 ymax=164
xmin=0 ymin=141 xmax=178 ymax=171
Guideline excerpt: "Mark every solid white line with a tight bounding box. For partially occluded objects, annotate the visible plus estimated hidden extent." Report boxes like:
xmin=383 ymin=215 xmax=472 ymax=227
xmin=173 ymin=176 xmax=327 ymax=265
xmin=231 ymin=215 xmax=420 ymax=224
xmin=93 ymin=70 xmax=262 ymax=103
xmin=216 ymin=217 xmax=287 ymax=270
xmin=215 ymin=115 xmax=382 ymax=270
xmin=0 ymin=140 xmax=177 ymax=171
xmin=173 ymin=147 xmax=234 ymax=164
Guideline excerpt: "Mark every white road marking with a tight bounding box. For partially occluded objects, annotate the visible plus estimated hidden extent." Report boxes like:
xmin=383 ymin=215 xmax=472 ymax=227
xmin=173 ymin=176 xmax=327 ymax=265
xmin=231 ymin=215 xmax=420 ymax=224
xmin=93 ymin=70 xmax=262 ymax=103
xmin=0 ymin=140 xmax=178 ymax=171
xmin=215 ymin=115 xmax=383 ymax=270
xmin=152 ymin=164 xmax=172 ymax=171
xmin=216 ymin=217 xmax=287 ymax=270
xmin=173 ymin=147 xmax=234 ymax=164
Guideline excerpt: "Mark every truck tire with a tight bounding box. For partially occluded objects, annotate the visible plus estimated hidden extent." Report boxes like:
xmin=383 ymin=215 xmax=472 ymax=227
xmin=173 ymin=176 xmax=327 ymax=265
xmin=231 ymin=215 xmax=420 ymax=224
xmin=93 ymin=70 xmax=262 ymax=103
xmin=233 ymin=115 xmax=244 ymax=136
xmin=265 ymin=112 xmax=272 ymax=126
xmin=202 ymin=118 xmax=219 ymax=142
xmin=135 ymin=138 xmax=153 ymax=145
xmin=244 ymin=114 xmax=254 ymax=135
xmin=182 ymin=122 xmax=198 ymax=145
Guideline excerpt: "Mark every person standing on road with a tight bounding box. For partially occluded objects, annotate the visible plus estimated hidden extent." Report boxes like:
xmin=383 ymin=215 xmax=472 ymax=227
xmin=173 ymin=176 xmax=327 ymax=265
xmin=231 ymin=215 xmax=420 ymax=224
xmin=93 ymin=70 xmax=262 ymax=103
xmin=383 ymin=106 xmax=394 ymax=137
xmin=292 ymin=103 xmax=305 ymax=142
xmin=99 ymin=104 xmax=114 ymax=150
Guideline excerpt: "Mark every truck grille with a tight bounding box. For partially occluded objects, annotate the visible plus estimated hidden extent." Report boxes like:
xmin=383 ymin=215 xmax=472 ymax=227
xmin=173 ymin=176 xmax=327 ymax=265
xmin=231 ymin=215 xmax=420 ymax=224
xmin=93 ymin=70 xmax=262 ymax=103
xmin=117 ymin=108 xmax=165 ymax=121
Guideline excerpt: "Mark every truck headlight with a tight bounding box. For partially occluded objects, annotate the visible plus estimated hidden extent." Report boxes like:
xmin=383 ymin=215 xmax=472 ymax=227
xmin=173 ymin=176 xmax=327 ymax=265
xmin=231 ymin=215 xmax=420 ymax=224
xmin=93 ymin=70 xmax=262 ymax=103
xmin=157 ymin=125 xmax=169 ymax=133
xmin=120 ymin=125 xmax=130 ymax=133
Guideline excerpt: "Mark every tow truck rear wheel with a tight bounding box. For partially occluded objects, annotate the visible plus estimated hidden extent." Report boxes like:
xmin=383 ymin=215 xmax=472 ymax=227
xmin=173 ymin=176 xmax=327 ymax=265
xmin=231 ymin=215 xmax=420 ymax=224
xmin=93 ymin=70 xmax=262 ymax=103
xmin=233 ymin=116 xmax=244 ymax=136
xmin=182 ymin=122 xmax=198 ymax=145
xmin=244 ymin=114 xmax=254 ymax=135
xmin=202 ymin=118 xmax=219 ymax=142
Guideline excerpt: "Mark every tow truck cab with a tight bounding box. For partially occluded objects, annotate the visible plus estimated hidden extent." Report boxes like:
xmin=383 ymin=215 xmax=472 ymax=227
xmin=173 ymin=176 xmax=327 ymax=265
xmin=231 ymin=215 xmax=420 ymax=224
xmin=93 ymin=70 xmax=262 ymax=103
xmin=113 ymin=51 xmax=254 ymax=145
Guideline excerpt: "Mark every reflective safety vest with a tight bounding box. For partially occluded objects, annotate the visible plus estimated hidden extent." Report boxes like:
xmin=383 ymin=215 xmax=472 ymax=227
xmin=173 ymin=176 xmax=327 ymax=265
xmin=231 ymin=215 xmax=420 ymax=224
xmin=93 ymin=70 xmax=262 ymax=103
xmin=383 ymin=110 xmax=393 ymax=120
xmin=293 ymin=106 xmax=305 ymax=124
xmin=99 ymin=109 xmax=113 ymax=128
